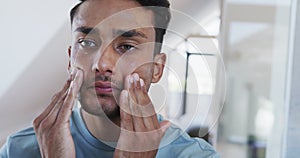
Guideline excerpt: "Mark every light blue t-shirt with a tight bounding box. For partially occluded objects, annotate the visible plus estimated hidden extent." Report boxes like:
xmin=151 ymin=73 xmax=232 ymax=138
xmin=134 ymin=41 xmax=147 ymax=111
xmin=0 ymin=108 xmax=219 ymax=158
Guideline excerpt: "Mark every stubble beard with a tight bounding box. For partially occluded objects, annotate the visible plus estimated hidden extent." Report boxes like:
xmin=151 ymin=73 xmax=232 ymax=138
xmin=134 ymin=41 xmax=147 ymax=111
xmin=78 ymin=74 xmax=123 ymax=120
xmin=78 ymin=93 xmax=121 ymax=120
xmin=97 ymin=94 xmax=120 ymax=119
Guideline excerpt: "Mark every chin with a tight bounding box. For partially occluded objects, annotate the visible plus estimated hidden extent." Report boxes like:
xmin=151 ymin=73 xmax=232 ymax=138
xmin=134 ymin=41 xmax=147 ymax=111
xmin=79 ymin=94 xmax=120 ymax=119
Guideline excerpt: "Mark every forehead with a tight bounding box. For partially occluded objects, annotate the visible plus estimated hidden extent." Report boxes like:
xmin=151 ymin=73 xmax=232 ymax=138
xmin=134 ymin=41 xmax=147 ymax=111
xmin=72 ymin=0 xmax=155 ymax=33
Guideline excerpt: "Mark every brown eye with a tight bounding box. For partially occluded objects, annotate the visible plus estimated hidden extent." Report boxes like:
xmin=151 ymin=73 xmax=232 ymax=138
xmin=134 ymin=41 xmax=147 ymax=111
xmin=117 ymin=44 xmax=136 ymax=54
xmin=78 ymin=38 xmax=97 ymax=48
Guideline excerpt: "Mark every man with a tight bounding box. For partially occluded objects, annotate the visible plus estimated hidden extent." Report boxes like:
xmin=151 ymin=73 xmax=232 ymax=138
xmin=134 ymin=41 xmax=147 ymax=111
xmin=0 ymin=0 xmax=219 ymax=157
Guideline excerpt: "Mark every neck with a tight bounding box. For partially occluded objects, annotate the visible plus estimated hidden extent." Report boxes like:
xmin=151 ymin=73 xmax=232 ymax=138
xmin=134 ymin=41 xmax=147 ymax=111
xmin=80 ymin=108 xmax=121 ymax=142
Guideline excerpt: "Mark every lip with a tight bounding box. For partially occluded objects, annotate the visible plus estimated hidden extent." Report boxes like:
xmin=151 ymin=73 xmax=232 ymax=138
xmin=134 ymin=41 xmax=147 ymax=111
xmin=93 ymin=81 xmax=113 ymax=94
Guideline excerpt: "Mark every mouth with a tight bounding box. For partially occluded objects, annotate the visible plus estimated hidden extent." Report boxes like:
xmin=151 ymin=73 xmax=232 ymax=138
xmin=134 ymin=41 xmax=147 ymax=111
xmin=93 ymin=81 xmax=113 ymax=95
xmin=92 ymin=81 xmax=122 ymax=95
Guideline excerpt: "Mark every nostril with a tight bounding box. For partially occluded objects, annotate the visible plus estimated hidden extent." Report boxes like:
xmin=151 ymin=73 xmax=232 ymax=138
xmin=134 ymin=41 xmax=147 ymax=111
xmin=92 ymin=63 xmax=100 ymax=72
xmin=107 ymin=70 xmax=113 ymax=73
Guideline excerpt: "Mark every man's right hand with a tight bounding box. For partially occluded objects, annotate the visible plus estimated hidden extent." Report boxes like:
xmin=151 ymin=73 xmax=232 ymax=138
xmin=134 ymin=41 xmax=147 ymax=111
xmin=33 ymin=68 xmax=83 ymax=158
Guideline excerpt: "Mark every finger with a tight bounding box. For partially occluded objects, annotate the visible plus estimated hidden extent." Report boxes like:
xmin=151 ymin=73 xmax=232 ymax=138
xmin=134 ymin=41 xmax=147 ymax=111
xmin=33 ymin=78 xmax=72 ymax=128
xmin=127 ymin=75 xmax=138 ymax=116
xmin=131 ymin=115 xmax=146 ymax=132
xmin=151 ymin=113 xmax=160 ymax=129
xmin=132 ymin=74 xmax=145 ymax=106
xmin=119 ymin=90 xmax=134 ymax=131
xmin=129 ymin=95 xmax=146 ymax=132
xmin=131 ymin=75 xmax=159 ymax=131
xmin=38 ymin=88 xmax=69 ymax=128
xmin=140 ymin=78 xmax=146 ymax=92
xmin=58 ymin=69 xmax=83 ymax=122
xmin=159 ymin=120 xmax=171 ymax=135
xmin=72 ymin=67 xmax=84 ymax=93
xmin=136 ymin=79 xmax=157 ymax=130
xmin=121 ymin=75 xmax=133 ymax=115
xmin=147 ymin=101 xmax=160 ymax=129
xmin=126 ymin=75 xmax=146 ymax=131
xmin=141 ymin=103 xmax=159 ymax=130
xmin=134 ymin=77 xmax=159 ymax=127
xmin=132 ymin=73 xmax=141 ymax=92
xmin=38 ymin=68 xmax=77 ymax=120
xmin=42 ymin=67 xmax=78 ymax=124
xmin=124 ymin=75 xmax=133 ymax=90
xmin=131 ymin=74 xmax=148 ymax=116
xmin=142 ymin=116 xmax=155 ymax=130
xmin=134 ymin=78 xmax=151 ymax=107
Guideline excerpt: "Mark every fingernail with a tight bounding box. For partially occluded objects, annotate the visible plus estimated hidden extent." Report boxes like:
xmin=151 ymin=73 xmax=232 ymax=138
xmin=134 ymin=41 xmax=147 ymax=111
xmin=70 ymin=68 xmax=77 ymax=79
xmin=76 ymin=69 xmax=83 ymax=77
xmin=133 ymin=73 xmax=139 ymax=81
xmin=140 ymin=78 xmax=144 ymax=87
xmin=129 ymin=75 xmax=134 ymax=84
xmin=123 ymin=90 xmax=128 ymax=97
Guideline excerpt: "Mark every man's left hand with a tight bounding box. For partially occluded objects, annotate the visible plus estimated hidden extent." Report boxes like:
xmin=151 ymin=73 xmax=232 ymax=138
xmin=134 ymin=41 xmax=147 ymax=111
xmin=113 ymin=73 xmax=170 ymax=158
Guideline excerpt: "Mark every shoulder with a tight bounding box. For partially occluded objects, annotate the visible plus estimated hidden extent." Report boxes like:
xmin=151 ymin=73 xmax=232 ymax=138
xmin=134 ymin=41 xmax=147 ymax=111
xmin=157 ymin=124 xmax=220 ymax=158
xmin=0 ymin=110 xmax=80 ymax=158
xmin=0 ymin=127 xmax=40 ymax=158
xmin=8 ymin=126 xmax=38 ymax=148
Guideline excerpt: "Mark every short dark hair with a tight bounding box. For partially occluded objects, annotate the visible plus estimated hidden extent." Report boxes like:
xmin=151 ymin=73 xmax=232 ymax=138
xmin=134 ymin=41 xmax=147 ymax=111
xmin=70 ymin=0 xmax=171 ymax=53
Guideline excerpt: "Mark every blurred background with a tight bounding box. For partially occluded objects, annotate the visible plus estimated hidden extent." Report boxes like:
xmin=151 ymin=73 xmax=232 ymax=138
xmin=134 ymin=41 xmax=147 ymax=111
xmin=1 ymin=0 xmax=300 ymax=157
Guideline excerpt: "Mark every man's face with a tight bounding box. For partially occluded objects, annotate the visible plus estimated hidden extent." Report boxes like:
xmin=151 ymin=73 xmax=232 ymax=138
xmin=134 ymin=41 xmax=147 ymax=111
xmin=70 ymin=0 xmax=165 ymax=118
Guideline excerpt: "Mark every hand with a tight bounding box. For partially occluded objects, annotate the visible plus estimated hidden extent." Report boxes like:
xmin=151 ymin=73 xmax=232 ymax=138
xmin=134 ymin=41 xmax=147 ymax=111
xmin=114 ymin=73 xmax=170 ymax=158
xmin=33 ymin=68 xmax=83 ymax=158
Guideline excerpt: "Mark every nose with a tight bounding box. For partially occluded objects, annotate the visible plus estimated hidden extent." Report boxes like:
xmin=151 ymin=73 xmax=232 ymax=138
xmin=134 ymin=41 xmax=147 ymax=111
xmin=92 ymin=45 xmax=118 ymax=76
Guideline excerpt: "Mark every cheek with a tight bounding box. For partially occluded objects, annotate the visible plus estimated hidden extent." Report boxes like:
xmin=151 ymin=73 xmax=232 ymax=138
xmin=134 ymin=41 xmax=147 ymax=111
xmin=72 ymin=53 xmax=90 ymax=68
xmin=115 ymin=58 xmax=153 ymax=83
xmin=71 ymin=52 xmax=95 ymax=89
xmin=129 ymin=63 xmax=154 ymax=85
xmin=115 ymin=51 xmax=153 ymax=74
xmin=135 ymin=64 xmax=153 ymax=78
xmin=71 ymin=45 xmax=97 ymax=69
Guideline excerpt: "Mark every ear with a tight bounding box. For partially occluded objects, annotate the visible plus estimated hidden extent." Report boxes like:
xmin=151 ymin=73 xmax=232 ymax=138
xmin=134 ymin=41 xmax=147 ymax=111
xmin=151 ymin=53 xmax=166 ymax=83
xmin=68 ymin=46 xmax=72 ymax=71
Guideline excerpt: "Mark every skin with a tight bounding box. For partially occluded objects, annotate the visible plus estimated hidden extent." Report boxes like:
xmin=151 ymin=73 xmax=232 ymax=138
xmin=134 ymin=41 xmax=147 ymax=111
xmin=33 ymin=0 xmax=170 ymax=157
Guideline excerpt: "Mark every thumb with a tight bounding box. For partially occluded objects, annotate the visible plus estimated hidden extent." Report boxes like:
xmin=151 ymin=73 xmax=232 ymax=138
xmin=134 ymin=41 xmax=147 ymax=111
xmin=159 ymin=120 xmax=171 ymax=135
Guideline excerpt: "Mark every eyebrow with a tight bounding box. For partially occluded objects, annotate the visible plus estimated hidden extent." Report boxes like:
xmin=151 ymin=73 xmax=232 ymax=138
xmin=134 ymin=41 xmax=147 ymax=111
xmin=114 ymin=29 xmax=148 ymax=39
xmin=74 ymin=26 xmax=99 ymax=35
